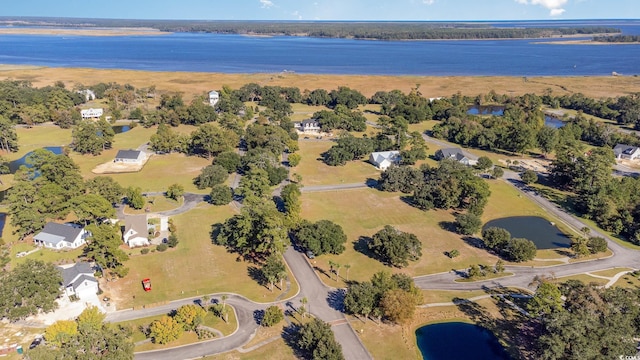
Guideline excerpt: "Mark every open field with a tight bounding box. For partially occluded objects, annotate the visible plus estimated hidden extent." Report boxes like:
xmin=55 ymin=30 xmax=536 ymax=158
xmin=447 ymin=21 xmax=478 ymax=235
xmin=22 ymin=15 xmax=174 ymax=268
xmin=0 ymin=322 xmax=42 ymax=360
xmin=105 ymin=203 xmax=298 ymax=309
xmin=612 ymin=271 xmax=640 ymax=289
xmin=554 ymin=273 xmax=609 ymax=286
xmin=124 ymin=196 xmax=184 ymax=214
xmin=203 ymin=319 xmax=295 ymax=360
xmin=422 ymin=289 xmax=488 ymax=304
xmin=294 ymin=141 xmax=380 ymax=186
xmin=590 ymin=267 xmax=634 ymax=278
xmin=301 ymin=188 xmax=500 ymax=286
xmin=2 ymin=67 xmax=640 ymax=101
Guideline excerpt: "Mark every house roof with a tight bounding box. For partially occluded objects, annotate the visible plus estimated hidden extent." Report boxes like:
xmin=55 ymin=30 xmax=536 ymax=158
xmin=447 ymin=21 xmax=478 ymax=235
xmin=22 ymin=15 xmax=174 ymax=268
xmin=70 ymin=274 xmax=98 ymax=291
xmin=370 ymin=151 xmax=401 ymax=165
xmin=209 ymin=90 xmax=219 ymax=95
xmin=124 ymin=215 xmax=148 ymax=239
xmin=437 ymin=148 xmax=477 ymax=161
xmin=614 ymin=144 xmax=640 ymax=156
xmin=115 ymin=150 xmax=142 ymax=160
xmin=34 ymin=223 xmax=83 ymax=246
xmin=58 ymin=262 xmax=94 ymax=287
xmin=300 ymin=119 xmax=319 ymax=126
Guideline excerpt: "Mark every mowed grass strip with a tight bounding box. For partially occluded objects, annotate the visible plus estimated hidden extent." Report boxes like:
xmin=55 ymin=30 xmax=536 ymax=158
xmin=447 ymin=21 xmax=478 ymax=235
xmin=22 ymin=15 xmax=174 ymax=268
xmin=301 ymin=188 xmax=499 ymax=285
xmin=107 ymin=204 xmax=297 ymax=309
xmin=294 ymin=141 xmax=380 ymax=186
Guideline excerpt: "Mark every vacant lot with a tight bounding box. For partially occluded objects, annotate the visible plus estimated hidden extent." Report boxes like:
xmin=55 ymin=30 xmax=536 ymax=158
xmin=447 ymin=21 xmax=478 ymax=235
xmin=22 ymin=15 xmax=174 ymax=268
xmin=106 ymin=203 xmax=298 ymax=309
xmin=294 ymin=141 xmax=380 ymax=187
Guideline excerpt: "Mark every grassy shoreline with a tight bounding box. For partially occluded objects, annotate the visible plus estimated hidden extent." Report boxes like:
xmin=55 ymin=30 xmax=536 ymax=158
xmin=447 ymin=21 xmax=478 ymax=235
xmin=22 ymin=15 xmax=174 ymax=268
xmin=1 ymin=66 xmax=639 ymax=100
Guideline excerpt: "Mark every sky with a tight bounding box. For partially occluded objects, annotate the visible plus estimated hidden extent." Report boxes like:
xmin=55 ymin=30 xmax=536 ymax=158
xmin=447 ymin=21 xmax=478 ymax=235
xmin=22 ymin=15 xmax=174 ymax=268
xmin=2 ymin=0 xmax=639 ymax=21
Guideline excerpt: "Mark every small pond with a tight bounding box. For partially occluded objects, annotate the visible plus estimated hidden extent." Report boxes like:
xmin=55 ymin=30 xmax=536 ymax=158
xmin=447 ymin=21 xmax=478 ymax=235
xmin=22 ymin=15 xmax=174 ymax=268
xmin=416 ymin=322 xmax=510 ymax=360
xmin=483 ymin=216 xmax=571 ymax=249
xmin=112 ymin=125 xmax=131 ymax=134
xmin=8 ymin=146 xmax=64 ymax=173
xmin=466 ymin=105 xmax=564 ymax=128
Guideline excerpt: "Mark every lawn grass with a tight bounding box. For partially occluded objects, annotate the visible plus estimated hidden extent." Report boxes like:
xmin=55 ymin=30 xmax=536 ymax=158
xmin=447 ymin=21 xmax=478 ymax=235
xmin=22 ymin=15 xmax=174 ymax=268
xmin=422 ymin=289 xmax=489 ymax=304
xmin=612 ymin=272 xmax=640 ymax=289
xmin=455 ymin=272 xmax=514 ymax=283
xmin=589 ymin=267 xmax=634 ymax=278
xmin=294 ymin=141 xmax=380 ymax=186
xmin=105 ymin=204 xmax=298 ymax=309
xmin=554 ymin=274 xmax=609 ymax=286
xmin=301 ymin=188 xmax=500 ymax=285
xmin=0 ymin=322 xmax=42 ymax=360
xmin=124 ymin=196 xmax=184 ymax=214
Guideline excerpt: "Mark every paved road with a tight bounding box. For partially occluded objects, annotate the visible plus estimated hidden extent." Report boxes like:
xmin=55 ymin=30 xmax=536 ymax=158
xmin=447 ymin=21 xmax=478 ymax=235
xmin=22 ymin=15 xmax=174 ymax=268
xmin=116 ymin=192 xmax=206 ymax=220
xmin=301 ymin=182 xmax=369 ymax=193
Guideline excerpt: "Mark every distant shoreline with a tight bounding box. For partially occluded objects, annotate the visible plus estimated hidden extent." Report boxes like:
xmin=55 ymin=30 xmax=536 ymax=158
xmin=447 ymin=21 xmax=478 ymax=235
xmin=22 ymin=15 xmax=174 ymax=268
xmin=0 ymin=27 xmax=171 ymax=37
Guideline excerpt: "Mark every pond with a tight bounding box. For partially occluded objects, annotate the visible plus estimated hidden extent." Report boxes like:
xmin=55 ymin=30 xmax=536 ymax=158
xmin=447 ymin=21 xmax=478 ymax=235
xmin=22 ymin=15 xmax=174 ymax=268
xmin=416 ymin=322 xmax=510 ymax=360
xmin=466 ymin=105 xmax=564 ymax=128
xmin=483 ymin=216 xmax=571 ymax=249
xmin=112 ymin=125 xmax=131 ymax=134
xmin=8 ymin=146 xmax=64 ymax=173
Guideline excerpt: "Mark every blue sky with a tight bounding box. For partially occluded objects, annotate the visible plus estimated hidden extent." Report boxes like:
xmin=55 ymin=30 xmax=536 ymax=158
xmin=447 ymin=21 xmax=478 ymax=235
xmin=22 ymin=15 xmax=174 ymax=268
xmin=3 ymin=0 xmax=639 ymax=21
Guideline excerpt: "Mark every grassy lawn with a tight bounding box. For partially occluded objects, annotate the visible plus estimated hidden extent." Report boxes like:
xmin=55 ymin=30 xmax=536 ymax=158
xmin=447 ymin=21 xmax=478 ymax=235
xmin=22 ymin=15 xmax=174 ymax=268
xmin=590 ymin=267 xmax=634 ymax=278
xmin=554 ymin=274 xmax=609 ymax=286
xmin=422 ymin=289 xmax=489 ymax=304
xmin=203 ymin=320 xmax=295 ymax=360
xmin=105 ymin=204 xmax=298 ymax=309
xmin=0 ymin=322 xmax=42 ymax=360
xmin=124 ymin=196 xmax=184 ymax=214
xmin=294 ymin=141 xmax=380 ymax=186
xmin=612 ymin=272 xmax=640 ymax=289
xmin=455 ymin=272 xmax=514 ymax=283
xmin=301 ymin=188 xmax=500 ymax=285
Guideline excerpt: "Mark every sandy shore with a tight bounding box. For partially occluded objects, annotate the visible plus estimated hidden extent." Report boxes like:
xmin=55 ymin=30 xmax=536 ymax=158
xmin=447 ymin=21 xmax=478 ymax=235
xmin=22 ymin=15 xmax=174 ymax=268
xmin=0 ymin=27 xmax=170 ymax=37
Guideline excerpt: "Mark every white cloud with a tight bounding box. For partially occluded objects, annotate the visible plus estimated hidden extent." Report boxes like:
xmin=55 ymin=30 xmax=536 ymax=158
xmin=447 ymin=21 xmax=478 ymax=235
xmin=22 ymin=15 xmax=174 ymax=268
xmin=422 ymin=0 xmax=435 ymax=4
xmin=292 ymin=10 xmax=302 ymax=20
xmin=260 ymin=0 xmax=274 ymax=8
xmin=515 ymin=0 xmax=568 ymax=16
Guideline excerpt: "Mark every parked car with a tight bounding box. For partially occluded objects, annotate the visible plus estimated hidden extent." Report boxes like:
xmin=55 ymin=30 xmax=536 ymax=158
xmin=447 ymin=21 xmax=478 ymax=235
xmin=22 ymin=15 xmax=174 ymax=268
xmin=305 ymin=250 xmax=315 ymax=259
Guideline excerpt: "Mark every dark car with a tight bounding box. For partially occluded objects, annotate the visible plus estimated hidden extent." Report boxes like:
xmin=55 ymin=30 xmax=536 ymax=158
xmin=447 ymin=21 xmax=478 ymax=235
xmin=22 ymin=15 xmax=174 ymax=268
xmin=29 ymin=336 xmax=43 ymax=350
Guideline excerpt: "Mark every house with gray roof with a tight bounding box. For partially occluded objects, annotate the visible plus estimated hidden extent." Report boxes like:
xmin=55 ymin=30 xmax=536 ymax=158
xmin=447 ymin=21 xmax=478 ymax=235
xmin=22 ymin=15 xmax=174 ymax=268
xmin=435 ymin=148 xmax=478 ymax=166
xmin=122 ymin=215 xmax=150 ymax=248
xmin=33 ymin=222 xmax=90 ymax=250
xmin=58 ymin=262 xmax=99 ymax=300
xmin=369 ymin=150 xmax=401 ymax=170
xmin=114 ymin=149 xmax=144 ymax=164
xmin=295 ymin=119 xmax=321 ymax=133
xmin=613 ymin=144 xmax=640 ymax=160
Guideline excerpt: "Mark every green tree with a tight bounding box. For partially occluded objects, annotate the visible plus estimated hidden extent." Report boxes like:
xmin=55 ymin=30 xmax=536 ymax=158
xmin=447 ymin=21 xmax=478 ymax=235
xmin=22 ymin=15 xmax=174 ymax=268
xmin=506 ymin=238 xmax=537 ymax=262
xmin=481 ymin=227 xmax=512 ymax=250
xmin=195 ymin=164 xmax=229 ymax=189
xmin=44 ymin=320 xmax=78 ymax=347
xmin=149 ymin=315 xmax=183 ymax=344
xmin=214 ymin=151 xmax=241 ymax=173
xmin=295 ymin=220 xmax=347 ymax=256
xmin=166 ymin=183 xmax=184 ymax=200
xmin=262 ymin=305 xmax=284 ymax=327
xmin=380 ymin=288 xmax=417 ymax=324
xmin=474 ymin=156 xmax=493 ymax=172
xmin=491 ymin=166 xmax=504 ymax=179
xmin=527 ymin=282 xmax=563 ymax=317
xmin=468 ymin=264 xmax=483 ymax=278
xmin=261 ymin=254 xmax=287 ymax=291
xmin=494 ymin=259 xmax=505 ymax=273
xmin=344 ymin=282 xmax=376 ymax=321
xmin=455 ymin=213 xmax=482 ymax=235
xmin=587 ymin=236 xmax=608 ymax=254
xmin=86 ymin=176 xmax=124 ymax=204
xmin=149 ymin=123 xmax=181 ymax=153
xmin=70 ymin=193 xmax=116 ymax=225
xmin=281 ymin=183 xmax=302 ymax=226
xmin=236 ymin=167 xmax=271 ymax=202
xmin=521 ymin=169 xmax=538 ymax=184
xmin=126 ymin=186 xmax=145 ymax=209
xmin=76 ymin=305 xmax=106 ymax=333
xmin=295 ymin=318 xmax=344 ymax=360
xmin=189 ymin=123 xmax=239 ymax=159
xmin=368 ymin=225 xmax=422 ymax=267
xmin=288 ymin=152 xmax=301 ymax=167
xmin=537 ymin=126 xmax=559 ymax=157
xmin=84 ymin=223 xmax=129 ymax=278
xmin=0 ymin=260 xmax=62 ymax=320
xmin=0 ymin=115 xmax=19 ymax=152
xmin=570 ymin=236 xmax=591 ymax=257
xmin=174 ymin=304 xmax=206 ymax=331
xmin=209 ymin=184 xmax=233 ymax=205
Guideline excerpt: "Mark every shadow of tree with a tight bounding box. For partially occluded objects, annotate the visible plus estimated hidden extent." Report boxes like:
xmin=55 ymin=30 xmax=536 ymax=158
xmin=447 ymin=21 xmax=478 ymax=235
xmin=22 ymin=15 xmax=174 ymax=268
xmin=438 ymin=220 xmax=457 ymax=233
xmin=282 ymin=323 xmax=305 ymax=359
xmin=327 ymin=289 xmax=346 ymax=312
xmin=313 ymin=266 xmax=332 ymax=280
xmin=210 ymin=223 xmax=222 ymax=245
xmin=248 ymin=266 xmax=267 ymax=288
xmin=462 ymin=236 xmax=486 ymax=249
xmin=253 ymin=309 xmax=264 ymax=326
xmin=353 ymin=236 xmax=377 ymax=261
xmin=365 ymin=178 xmax=379 ymax=189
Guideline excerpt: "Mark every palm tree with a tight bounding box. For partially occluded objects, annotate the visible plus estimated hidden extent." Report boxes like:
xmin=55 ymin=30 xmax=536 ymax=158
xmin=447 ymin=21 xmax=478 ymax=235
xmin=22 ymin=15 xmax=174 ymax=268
xmin=344 ymin=264 xmax=351 ymax=281
xmin=334 ymin=263 xmax=341 ymax=281
xmin=202 ymin=294 xmax=210 ymax=307
xmin=300 ymin=297 xmax=308 ymax=318
xmin=221 ymin=294 xmax=228 ymax=309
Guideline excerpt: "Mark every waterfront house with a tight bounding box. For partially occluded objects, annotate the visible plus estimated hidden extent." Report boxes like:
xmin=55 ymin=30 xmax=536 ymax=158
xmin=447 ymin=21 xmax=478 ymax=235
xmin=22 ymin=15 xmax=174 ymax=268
xmin=33 ymin=222 xmax=90 ymax=250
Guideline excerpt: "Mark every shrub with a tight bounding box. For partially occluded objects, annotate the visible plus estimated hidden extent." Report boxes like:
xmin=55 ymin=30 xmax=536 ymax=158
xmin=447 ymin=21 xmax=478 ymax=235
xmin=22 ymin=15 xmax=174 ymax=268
xmin=209 ymin=185 xmax=233 ymax=205
xmin=455 ymin=213 xmax=482 ymax=235
xmin=156 ymin=244 xmax=168 ymax=252
xmin=262 ymin=305 xmax=284 ymax=327
xmin=447 ymin=249 xmax=460 ymax=258
xmin=588 ymin=236 xmax=608 ymax=254
xmin=140 ymin=248 xmax=150 ymax=255
xmin=167 ymin=234 xmax=179 ymax=248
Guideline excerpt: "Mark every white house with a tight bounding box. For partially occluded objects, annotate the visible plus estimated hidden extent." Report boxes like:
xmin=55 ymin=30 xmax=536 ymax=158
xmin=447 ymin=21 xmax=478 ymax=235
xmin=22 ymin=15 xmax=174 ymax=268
xmin=435 ymin=148 xmax=478 ymax=166
xmin=33 ymin=222 xmax=90 ymax=250
xmin=80 ymin=108 xmax=103 ymax=119
xmin=122 ymin=215 xmax=150 ymax=248
xmin=58 ymin=262 xmax=99 ymax=300
xmin=295 ymin=119 xmax=321 ymax=133
xmin=209 ymin=90 xmax=220 ymax=107
xmin=613 ymin=144 xmax=640 ymax=160
xmin=77 ymin=89 xmax=96 ymax=101
xmin=369 ymin=151 xmax=401 ymax=170
xmin=114 ymin=150 xmax=144 ymax=164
